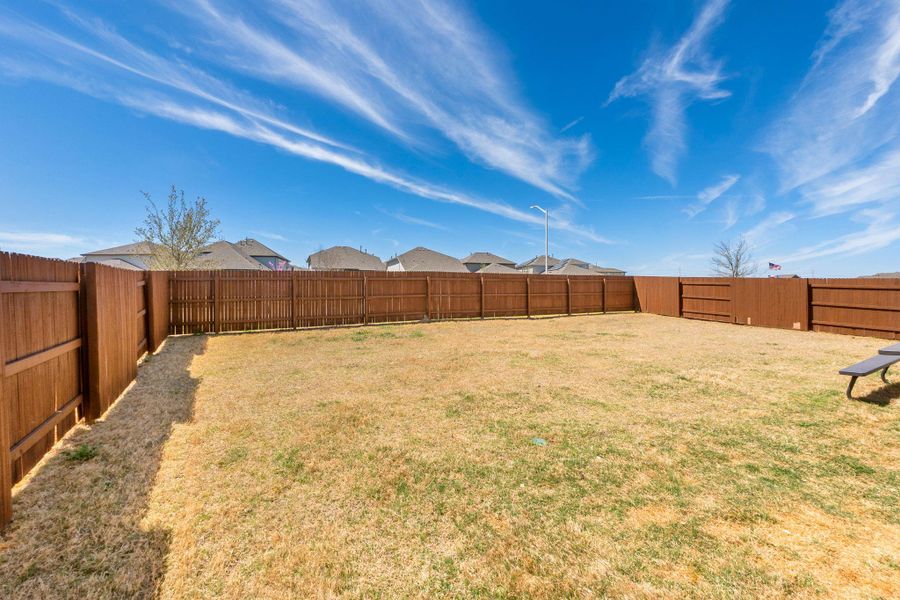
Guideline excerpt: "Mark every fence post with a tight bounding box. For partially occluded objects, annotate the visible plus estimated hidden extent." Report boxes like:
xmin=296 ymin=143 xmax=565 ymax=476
xmin=801 ymin=278 xmax=811 ymax=331
xmin=677 ymin=278 xmax=684 ymax=318
xmin=526 ymin=277 xmax=531 ymax=318
xmin=0 ymin=262 xmax=12 ymax=529
xmin=602 ymin=278 xmax=607 ymax=313
xmin=213 ymin=271 xmax=221 ymax=334
xmin=80 ymin=263 xmax=102 ymax=422
xmin=291 ymin=271 xmax=298 ymax=329
xmin=480 ymin=276 xmax=485 ymax=319
xmin=566 ymin=277 xmax=572 ymax=315
xmin=362 ymin=274 xmax=368 ymax=325
xmin=425 ymin=275 xmax=431 ymax=320
xmin=141 ymin=273 xmax=150 ymax=354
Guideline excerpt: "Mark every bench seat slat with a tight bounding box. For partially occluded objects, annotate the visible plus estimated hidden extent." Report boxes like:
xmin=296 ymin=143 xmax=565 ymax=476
xmin=879 ymin=343 xmax=900 ymax=356
xmin=840 ymin=354 xmax=900 ymax=376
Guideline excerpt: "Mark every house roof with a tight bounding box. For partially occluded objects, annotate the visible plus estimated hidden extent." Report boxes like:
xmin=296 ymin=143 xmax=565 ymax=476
xmin=547 ymin=260 xmax=598 ymax=275
xmin=233 ymin=238 xmax=287 ymax=260
xmin=477 ymin=262 xmax=519 ymax=274
xmin=461 ymin=252 xmax=515 ymax=266
xmin=195 ymin=240 xmax=270 ymax=270
xmin=516 ymin=255 xmax=561 ymax=269
xmin=82 ymin=241 xmax=153 ymax=256
xmin=81 ymin=238 xmax=292 ymax=270
xmin=561 ymin=257 xmax=590 ymax=267
xmin=587 ymin=265 xmax=626 ymax=275
xmin=307 ymin=246 xmax=385 ymax=271
xmin=863 ymin=272 xmax=900 ymax=278
xmin=386 ymin=247 xmax=468 ymax=272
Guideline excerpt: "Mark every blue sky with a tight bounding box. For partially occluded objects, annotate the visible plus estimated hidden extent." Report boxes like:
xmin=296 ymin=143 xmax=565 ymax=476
xmin=1 ymin=0 xmax=898 ymax=276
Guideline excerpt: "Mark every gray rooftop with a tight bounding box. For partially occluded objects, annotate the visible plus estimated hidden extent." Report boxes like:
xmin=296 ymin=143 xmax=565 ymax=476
xmin=386 ymin=247 xmax=468 ymax=272
xmin=477 ymin=262 xmax=519 ymax=274
xmin=547 ymin=260 xmax=598 ymax=275
xmin=461 ymin=252 xmax=516 ymax=266
xmin=307 ymin=246 xmax=385 ymax=271
xmin=517 ymin=255 xmax=561 ymax=269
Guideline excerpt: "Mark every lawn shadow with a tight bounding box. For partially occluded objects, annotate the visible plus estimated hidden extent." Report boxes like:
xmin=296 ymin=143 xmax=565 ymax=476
xmin=853 ymin=382 xmax=900 ymax=407
xmin=0 ymin=336 xmax=206 ymax=598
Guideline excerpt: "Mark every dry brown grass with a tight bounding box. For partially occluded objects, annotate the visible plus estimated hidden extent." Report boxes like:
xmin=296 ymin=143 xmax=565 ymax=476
xmin=1 ymin=314 xmax=898 ymax=598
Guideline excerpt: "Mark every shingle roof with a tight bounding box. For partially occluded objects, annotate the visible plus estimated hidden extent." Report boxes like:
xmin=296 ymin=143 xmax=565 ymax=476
xmin=516 ymin=255 xmax=561 ymax=269
xmin=386 ymin=247 xmax=468 ymax=272
xmin=863 ymin=272 xmax=900 ymax=278
xmin=82 ymin=241 xmax=153 ymax=256
xmin=547 ymin=260 xmax=598 ymax=275
xmin=461 ymin=252 xmax=516 ymax=266
xmin=195 ymin=241 xmax=270 ymax=270
xmin=307 ymin=246 xmax=385 ymax=271
xmin=233 ymin=238 xmax=287 ymax=260
xmin=477 ymin=262 xmax=519 ymax=274
xmin=587 ymin=265 xmax=626 ymax=275
xmin=82 ymin=238 xmax=292 ymax=270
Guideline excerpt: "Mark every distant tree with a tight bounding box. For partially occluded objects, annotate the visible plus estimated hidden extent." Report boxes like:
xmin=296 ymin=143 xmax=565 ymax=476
xmin=136 ymin=185 xmax=220 ymax=269
xmin=711 ymin=238 xmax=757 ymax=277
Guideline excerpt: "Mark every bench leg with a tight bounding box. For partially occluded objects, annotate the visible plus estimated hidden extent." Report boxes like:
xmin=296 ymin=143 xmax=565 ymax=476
xmin=881 ymin=366 xmax=890 ymax=385
xmin=846 ymin=376 xmax=858 ymax=400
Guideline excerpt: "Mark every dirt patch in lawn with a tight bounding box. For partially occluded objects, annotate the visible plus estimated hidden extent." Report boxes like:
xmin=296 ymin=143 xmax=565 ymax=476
xmin=1 ymin=314 xmax=898 ymax=598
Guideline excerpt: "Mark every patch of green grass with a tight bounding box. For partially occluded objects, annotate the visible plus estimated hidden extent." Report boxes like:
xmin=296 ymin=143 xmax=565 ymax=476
xmin=217 ymin=446 xmax=248 ymax=468
xmin=272 ymin=448 xmax=309 ymax=482
xmin=62 ymin=443 xmax=99 ymax=463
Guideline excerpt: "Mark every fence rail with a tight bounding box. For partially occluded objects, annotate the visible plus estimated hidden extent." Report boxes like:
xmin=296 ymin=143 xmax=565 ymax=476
xmin=169 ymin=270 xmax=636 ymax=334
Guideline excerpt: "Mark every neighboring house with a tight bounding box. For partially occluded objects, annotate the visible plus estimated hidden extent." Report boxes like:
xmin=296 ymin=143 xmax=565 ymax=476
xmin=306 ymin=246 xmax=385 ymax=271
xmin=461 ymin=252 xmax=516 ymax=273
xmin=547 ymin=259 xmax=597 ymax=276
xmin=586 ymin=265 xmax=627 ymax=276
xmin=769 ymin=274 xmax=800 ymax=279
xmin=544 ymin=259 xmax=627 ymax=276
xmin=78 ymin=238 xmax=291 ymax=270
xmin=863 ymin=272 xmax=900 ymax=278
xmin=516 ymin=255 xmax=561 ymax=274
xmin=477 ymin=262 xmax=519 ymax=274
xmin=385 ymin=247 xmax=468 ymax=272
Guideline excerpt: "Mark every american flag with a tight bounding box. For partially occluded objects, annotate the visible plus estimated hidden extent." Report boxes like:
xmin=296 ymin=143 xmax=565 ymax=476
xmin=768 ymin=262 xmax=782 ymax=270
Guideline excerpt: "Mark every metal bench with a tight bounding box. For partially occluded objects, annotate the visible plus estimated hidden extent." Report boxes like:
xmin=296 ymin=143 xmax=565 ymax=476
xmin=840 ymin=352 xmax=900 ymax=399
xmin=879 ymin=343 xmax=900 ymax=356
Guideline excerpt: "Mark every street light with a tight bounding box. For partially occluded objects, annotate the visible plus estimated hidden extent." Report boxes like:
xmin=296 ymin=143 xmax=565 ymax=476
xmin=530 ymin=205 xmax=549 ymax=274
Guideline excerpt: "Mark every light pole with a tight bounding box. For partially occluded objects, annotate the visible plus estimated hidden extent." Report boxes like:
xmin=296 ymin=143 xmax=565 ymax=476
xmin=530 ymin=205 xmax=549 ymax=274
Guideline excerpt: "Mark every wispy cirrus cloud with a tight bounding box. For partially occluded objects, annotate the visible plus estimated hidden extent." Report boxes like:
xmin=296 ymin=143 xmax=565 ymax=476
xmin=684 ymin=173 xmax=739 ymax=217
xmin=376 ymin=207 xmax=449 ymax=231
xmin=175 ymin=0 xmax=592 ymax=200
xmin=764 ymin=0 xmax=900 ymax=264
xmin=741 ymin=211 xmax=795 ymax=247
xmin=607 ymin=0 xmax=731 ymax=184
xmin=0 ymin=4 xmax=607 ymax=243
xmin=766 ymin=0 xmax=900 ymax=197
xmin=778 ymin=208 xmax=900 ymax=263
xmin=0 ymin=231 xmax=85 ymax=248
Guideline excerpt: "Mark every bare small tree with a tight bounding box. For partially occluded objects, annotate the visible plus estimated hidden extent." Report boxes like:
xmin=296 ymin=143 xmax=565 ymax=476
xmin=711 ymin=238 xmax=757 ymax=277
xmin=136 ymin=185 xmax=220 ymax=269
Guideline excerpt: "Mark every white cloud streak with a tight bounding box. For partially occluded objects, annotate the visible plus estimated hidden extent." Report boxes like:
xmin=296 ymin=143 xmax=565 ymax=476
xmin=766 ymin=0 xmax=900 ymax=195
xmin=607 ymin=0 xmax=731 ymax=184
xmin=0 ymin=231 xmax=84 ymax=246
xmin=778 ymin=208 xmax=900 ymax=263
xmin=684 ymin=173 xmax=739 ymax=217
xmin=175 ymin=0 xmax=592 ymax=199
xmin=0 ymin=6 xmax=608 ymax=243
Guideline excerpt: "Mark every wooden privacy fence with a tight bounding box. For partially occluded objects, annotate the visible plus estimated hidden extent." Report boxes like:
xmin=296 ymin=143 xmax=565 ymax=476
xmin=634 ymin=276 xmax=900 ymax=340
xmin=1 ymin=253 xmax=169 ymax=529
xmin=169 ymin=270 xmax=636 ymax=334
